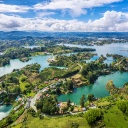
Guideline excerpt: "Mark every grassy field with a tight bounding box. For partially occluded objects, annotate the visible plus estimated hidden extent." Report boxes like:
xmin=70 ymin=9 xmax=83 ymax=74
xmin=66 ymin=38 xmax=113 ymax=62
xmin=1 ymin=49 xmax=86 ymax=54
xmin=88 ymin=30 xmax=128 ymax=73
xmin=11 ymin=114 xmax=90 ymax=128
xmin=103 ymin=106 xmax=128 ymax=128
xmin=10 ymin=105 xmax=128 ymax=128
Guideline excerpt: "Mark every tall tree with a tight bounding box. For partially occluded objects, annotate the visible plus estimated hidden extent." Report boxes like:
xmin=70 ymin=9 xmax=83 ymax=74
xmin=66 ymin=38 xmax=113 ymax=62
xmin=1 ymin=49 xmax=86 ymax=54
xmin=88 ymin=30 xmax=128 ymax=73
xmin=80 ymin=95 xmax=86 ymax=107
xmin=67 ymin=80 xmax=73 ymax=90
xmin=67 ymin=99 xmax=71 ymax=107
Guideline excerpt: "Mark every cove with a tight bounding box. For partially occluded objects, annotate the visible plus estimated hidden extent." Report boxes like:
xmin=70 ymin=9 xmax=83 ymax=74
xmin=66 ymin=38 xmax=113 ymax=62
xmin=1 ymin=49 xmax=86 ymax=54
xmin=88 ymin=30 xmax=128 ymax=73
xmin=0 ymin=55 xmax=52 ymax=77
xmin=0 ymin=105 xmax=13 ymax=120
xmin=57 ymin=72 xmax=128 ymax=104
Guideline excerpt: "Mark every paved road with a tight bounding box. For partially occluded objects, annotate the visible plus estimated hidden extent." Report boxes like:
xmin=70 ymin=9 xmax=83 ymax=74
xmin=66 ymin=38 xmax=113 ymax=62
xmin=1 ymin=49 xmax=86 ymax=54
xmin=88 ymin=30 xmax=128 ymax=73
xmin=30 ymin=91 xmax=41 ymax=112
xmin=30 ymin=63 xmax=83 ymax=113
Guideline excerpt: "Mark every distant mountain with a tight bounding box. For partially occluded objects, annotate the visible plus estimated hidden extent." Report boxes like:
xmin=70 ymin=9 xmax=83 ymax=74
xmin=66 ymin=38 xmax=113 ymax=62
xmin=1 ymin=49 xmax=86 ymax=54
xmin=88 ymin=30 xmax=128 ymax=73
xmin=0 ymin=31 xmax=128 ymax=40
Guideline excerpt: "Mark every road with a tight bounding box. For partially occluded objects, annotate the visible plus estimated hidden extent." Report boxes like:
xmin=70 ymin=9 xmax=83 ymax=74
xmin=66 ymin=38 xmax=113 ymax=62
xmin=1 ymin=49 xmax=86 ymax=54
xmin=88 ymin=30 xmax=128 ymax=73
xmin=77 ymin=63 xmax=83 ymax=73
xmin=29 ymin=63 xmax=83 ymax=113
xmin=115 ymin=58 xmax=125 ymax=66
xmin=30 ymin=91 xmax=42 ymax=112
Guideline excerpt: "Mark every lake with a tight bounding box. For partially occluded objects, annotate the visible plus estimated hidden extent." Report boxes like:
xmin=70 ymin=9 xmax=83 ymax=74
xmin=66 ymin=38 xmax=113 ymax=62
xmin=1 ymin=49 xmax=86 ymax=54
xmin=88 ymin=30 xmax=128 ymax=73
xmin=0 ymin=105 xmax=13 ymax=120
xmin=57 ymin=43 xmax=128 ymax=104
xmin=0 ymin=55 xmax=52 ymax=77
xmin=58 ymin=72 xmax=128 ymax=104
xmin=64 ymin=43 xmax=128 ymax=57
xmin=0 ymin=43 xmax=128 ymax=77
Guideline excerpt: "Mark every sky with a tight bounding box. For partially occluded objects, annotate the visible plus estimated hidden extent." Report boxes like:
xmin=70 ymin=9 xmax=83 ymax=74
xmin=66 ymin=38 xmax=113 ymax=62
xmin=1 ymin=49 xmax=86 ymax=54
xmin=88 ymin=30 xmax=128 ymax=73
xmin=0 ymin=0 xmax=128 ymax=32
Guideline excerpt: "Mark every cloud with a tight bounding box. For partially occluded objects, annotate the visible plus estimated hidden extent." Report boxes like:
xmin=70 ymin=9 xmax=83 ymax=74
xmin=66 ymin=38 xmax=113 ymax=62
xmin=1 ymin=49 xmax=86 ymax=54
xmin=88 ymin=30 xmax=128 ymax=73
xmin=34 ymin=0 xmax=122 ymax=17
xmin=36 ymin=11 xmax=56 ymax=17
xmin=0 ymin=11 xmax=128 ymax=32
xmin=0 ymin=4 xmax=31 ymax=13
xmin=91 ymin=11 xmax=128 ymax=31
xmin=0 ymin=0 xmax=122 ymax=17
xmin=0 ymin=14 xmax=23 ymax=30
xmin=69 ymin=8 xmax=87 ymax=17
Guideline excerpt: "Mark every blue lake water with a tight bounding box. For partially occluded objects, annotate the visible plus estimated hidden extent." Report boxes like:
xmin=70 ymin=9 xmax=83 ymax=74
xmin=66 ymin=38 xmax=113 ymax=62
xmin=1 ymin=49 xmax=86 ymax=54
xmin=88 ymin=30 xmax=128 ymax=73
xmin=0 ymin=55 xmax=51 ymax=77
xmin=58 ymin=72 xmax=128 ymax=104
xmin=64 ymin=43 xmax=128 ymax=57
xmin=57 ymin=43 xmax=128 ymax=104
xmin=0 ymin=105 xmax=13 ymax=120
xmin=0 ymin=43 xmax=127 ymax=77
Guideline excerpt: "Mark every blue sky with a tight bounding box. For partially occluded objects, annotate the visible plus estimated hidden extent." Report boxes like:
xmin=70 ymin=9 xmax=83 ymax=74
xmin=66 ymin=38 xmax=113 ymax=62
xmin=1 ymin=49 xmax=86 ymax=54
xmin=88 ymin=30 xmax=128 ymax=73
xmin=0 ymin=0 xmax=128 ymax=31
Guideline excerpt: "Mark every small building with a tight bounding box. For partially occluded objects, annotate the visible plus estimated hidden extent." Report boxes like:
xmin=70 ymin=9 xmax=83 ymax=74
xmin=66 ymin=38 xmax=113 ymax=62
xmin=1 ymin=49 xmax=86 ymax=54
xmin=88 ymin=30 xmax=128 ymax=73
xmin=44 ymin=81 xmax=49 ymax=84
xmin=36 ymin=93 xmax=42 ymax=100
xmin=54 ymin=78 xmax=59 ymax=81
xmin=46 ymin=94 xmax=49 ymax=97
xmin=42 ymin=87 xmax=49 ymax=92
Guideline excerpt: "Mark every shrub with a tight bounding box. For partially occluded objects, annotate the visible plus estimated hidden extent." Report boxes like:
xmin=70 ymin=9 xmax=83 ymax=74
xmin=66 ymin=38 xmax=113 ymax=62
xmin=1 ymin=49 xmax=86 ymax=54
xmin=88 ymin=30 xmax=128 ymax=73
xmin=84 ymin=109 xmax=101 ymax=124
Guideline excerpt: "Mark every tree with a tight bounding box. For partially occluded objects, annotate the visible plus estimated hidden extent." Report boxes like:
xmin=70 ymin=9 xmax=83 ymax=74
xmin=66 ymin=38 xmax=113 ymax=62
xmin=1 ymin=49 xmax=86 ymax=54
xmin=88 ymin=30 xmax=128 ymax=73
xmin=1 ymin=82 xmax=5 ymax=88
xmin=13 ymin=77 xmax=19 ymax=84
xmin=87 ymin=71 xmax=97 ymax=83
xmin=88 ymin=94 xmax=95 ymax=102
xmin=5 ymin=85 xmax=9 ymax=94
xmin=56 ymin=87 xmax=61 ymax=94
xmin=39 ymin=114 xmax=44 ymax=119
xmin=4 ymin=97 xmax=10 ymax=103
xmin=81 ymin=66 xmax=88 ymax=76
xmin=117 ymin=100 xmax=128 ymax=114
xmin=67 ymin=80 xmax=73 ymax=90
xmin=80 ymin=95 xmax=86 ymax=107
xmin=85 ymin=109 xmax=101 ymax=124
xmin=14 ymin=87 xmax=21 ymax=94
xmin=37 ymin=97 xmax=59 ymax=114
xmin=36 ymin=101 xmax=43 ymax=110
xmin=67 ymin=99 xmax=71 ymax=107
xmin=6 ymin=116 xmax=13 ymax=124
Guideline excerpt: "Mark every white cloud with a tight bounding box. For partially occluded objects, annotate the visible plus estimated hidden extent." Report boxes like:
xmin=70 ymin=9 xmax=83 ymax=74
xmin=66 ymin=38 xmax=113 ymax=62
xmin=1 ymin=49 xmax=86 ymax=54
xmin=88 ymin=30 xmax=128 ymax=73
xmin=0 ymin=0 xmax=122 ymax=17
xmin=0 ymin=11 xmax=128 ymax=32
xmin=69 ymin=8 xmax=87 ymax=17
xmin=91 ymin=11 xmax=128 ymax=31
xmin=36 ymin=11 xmax=56 ymax=17
xmin=0 ymin=14 xmax=24 ymax=30
xmin=0 ymin=4 xmax=31 ymax=13
xmin=34 ymin=0 xmax=122 ymax=17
